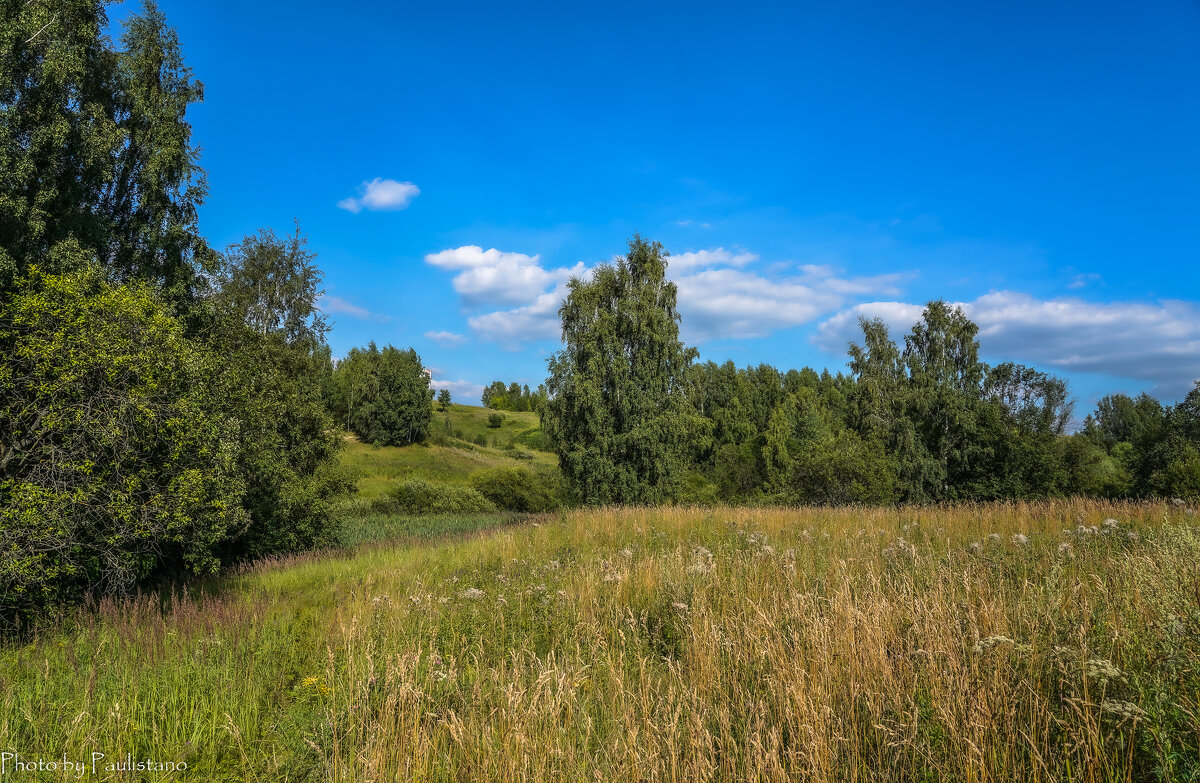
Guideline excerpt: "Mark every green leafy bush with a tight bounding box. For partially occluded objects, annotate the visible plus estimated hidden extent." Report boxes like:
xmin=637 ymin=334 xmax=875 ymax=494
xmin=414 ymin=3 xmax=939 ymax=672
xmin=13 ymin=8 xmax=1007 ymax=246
xmin=388 ymin=479 xmax=496 ymax=514
xmin=470 ymin=467 xmax=560 ymax=513
xmin=0 ymin=269 xmax=248 ymax=620
xmin=487 ymin=413 xmax=505 ymax=429
xmin=512 ymin=427 xmax=547 ymax=451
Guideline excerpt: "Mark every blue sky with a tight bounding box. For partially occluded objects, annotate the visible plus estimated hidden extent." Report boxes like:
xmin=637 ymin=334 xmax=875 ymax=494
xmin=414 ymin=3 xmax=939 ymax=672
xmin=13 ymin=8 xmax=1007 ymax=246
xmin=116 ymin=0 xmax=1199 ymax=409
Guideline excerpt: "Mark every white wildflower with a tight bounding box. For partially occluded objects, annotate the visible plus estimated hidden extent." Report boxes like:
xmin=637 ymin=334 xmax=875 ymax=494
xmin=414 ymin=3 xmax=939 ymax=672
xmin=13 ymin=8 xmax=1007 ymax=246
xmin=1083 ymin=658 xmax=1124 ymax=684
xmin=1101 ymin=700 xmax=1146 ymax=721
xmin=1011 ymin=533 xmax=1029 ymax=546
xmin=973 ymin=635 xmax=1016 ymax=654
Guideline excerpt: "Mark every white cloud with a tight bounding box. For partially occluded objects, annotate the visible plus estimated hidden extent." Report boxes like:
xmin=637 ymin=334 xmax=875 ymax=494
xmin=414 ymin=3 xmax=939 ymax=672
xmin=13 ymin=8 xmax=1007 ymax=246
xmin=338 ymin=178 xmax=420 ymax=213
xmin=815 ymin=292 xmax=1200 ymax=399
xmin=429 ymin=243 xmax=908 ymax=348
xmin=670 ymin=264 xmax=906 ymax=342
xmin=425 ymin=246 xmax=587 ymax=341
xmin=669 ymin=247 xmax=759 ymax=272
xmin=319 ymin=295 xmax=384 ymax=321
xmin=430 ymin=378 xmax=485 ymax=405
xmin=468 ymin=287 xmax=569 ymax=349
xmin=424 ymin=330 xmax=468 ymax=347
xmin=425 ymin=246 xmax=562 ymax=307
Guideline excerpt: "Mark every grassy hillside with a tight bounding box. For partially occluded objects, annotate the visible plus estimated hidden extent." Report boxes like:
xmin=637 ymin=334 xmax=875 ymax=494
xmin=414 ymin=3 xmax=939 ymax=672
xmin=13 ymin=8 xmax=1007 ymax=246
xmin=341 ymin=403 xmax=556 ymax=500
xmin=2 ymin=499 xmax=1197 ymax=781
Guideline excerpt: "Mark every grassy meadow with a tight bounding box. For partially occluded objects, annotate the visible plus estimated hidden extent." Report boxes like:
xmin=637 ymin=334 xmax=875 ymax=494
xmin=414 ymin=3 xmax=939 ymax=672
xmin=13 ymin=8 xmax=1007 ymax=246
xmin=2 ymin=499 xmax=1198 ymax=781
xmin=341 ymin=404 xmax=555 ymax=500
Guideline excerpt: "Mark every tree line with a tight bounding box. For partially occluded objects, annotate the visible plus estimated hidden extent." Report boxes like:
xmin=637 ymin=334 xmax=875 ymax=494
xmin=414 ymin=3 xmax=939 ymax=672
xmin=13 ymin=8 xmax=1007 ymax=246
xmin=542 ymin=236 xmax=1200 ymax=506
xmin=481 ymin=381 xmax=548 ymax=412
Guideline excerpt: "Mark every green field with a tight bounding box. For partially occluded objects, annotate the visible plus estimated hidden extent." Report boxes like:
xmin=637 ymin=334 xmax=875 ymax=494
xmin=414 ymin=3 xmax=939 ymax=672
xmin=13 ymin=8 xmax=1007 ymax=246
xmin=1 ymin=499 xmax=1197 ymax=781
xmin=340 ymin=403 xmax=556 ymax=500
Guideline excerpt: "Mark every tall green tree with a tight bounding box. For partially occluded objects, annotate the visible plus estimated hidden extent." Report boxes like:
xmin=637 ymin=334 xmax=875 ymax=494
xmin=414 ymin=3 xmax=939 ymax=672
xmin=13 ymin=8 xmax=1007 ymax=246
xmin=0 ymin=0 xmax=120 ymax=288
xmin=543 ymin=235 xmax=706 ymax=504
xmin=901 ymin=301 xmax=988 ymax=500
xmin=333 ymin=344 xmax=432 ymax=446
xmin=204 ymin=227 xmax=348 ymax=559
xmin=1 ymin=0 xmax=209 ymax=303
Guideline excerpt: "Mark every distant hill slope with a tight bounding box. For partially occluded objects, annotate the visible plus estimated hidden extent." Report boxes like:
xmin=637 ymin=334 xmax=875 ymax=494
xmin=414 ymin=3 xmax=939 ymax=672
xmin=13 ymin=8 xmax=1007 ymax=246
xmin=340 ymin=403 xmax=556 ymax=499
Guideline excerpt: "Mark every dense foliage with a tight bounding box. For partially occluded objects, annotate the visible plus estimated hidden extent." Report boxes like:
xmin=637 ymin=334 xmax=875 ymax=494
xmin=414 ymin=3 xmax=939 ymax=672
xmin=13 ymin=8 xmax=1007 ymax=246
xmin=482 ymin=380 xmax=547 ymax=412
xmin=0 ymin=1 xmax=348 ymax=624
xmin=0 ymin=268 xmax=246 ymax=616
xmin=0 ymin=0 xmax=211 ymax=306
xmin=329 ymin=344 xmax=433 ymax=447
xmin=543 ymin=236 xmax=707 ymax=505
xmin=540 ymin=239 xmax=1199 ymax=507
xmin=470 ymin=467 xmax=561 ymax=512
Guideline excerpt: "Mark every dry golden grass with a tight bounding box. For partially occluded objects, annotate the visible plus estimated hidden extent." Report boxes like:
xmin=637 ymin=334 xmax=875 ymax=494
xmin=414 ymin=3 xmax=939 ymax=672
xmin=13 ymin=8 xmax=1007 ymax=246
xmin=2 ymin=499 xmax=1197 ymax=781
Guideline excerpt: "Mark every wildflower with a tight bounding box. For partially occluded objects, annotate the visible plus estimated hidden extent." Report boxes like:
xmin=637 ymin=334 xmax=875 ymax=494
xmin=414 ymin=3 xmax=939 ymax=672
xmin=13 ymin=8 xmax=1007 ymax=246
xmin=1102 ymin=518 xmax=1120 ymax=530
xmin=1126 ymin=531 xmax=1140 ymax=542
xmin=602 ymin=570 xmax=622 ymax=583
xmin=620 ymin=548 xmax=633 ymax=559
xmin=1102 ymin=700 xmax=1146 ymax=721
xmin=884 ymin=537 xmax=917 ymax=559
xmin=973 ymin=635 xmax=1016 ymax=654
xmin=687 ymin=546 xmax=715 ymax=575
xmin=545 ymin=559 xmax=561 ymax=571
xmin=1083 ymin=658 xmax=1124 ymax=684
xmin=968 ymin=541 xmax=982 ymax=554
xmin=1011 ymin=533 xmax=1029 ymax=546
xmin=1172 ymin=498 xmax=1186 ymax=508
xmin=371 ymin=594 xmax=390 ymax=607
xmin=988 ymin=533 xmax=1001 ymax=543
xmin=1057 ymin=541 xmax=1073 ymax=556
xmin=671 ymin=602 xmax=688 ymax=611
xmin=461 ymin=587 xmax=484 ymax=600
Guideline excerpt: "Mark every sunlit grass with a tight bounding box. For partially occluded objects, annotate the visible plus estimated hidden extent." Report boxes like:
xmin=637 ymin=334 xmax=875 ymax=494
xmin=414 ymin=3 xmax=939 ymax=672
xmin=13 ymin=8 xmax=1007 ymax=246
xmin=2 ymin=499 xmax=1197 ymax=781
xmin=339 ymin=403 xmax=555 ymax=500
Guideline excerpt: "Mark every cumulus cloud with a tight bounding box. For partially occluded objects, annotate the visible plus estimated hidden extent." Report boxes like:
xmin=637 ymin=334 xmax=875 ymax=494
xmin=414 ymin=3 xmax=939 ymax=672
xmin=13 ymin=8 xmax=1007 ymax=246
xmin=424 ymin=330 xmax=468 ymax=347
xmin=425 ymin=246 xmax=587 ymax=344
xmin=429 ymin=378 xmax=486 ymax=405
xmin=337 ymin=178 xmax=420 ymax=213
xmin=425 ymin=246 xmax=574 ymax=307
xmin=815 ymin=292 xmax=1200 ymax=398
xmin=427 ymin=243 xmax=910 ymax=348
xmin=669 ymin=247 xmax=758 ymax=271
xmin=468 ymin=286 xmax=569 ymax=349
xmin=670 ymin=262 xmax=906 ymax=342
